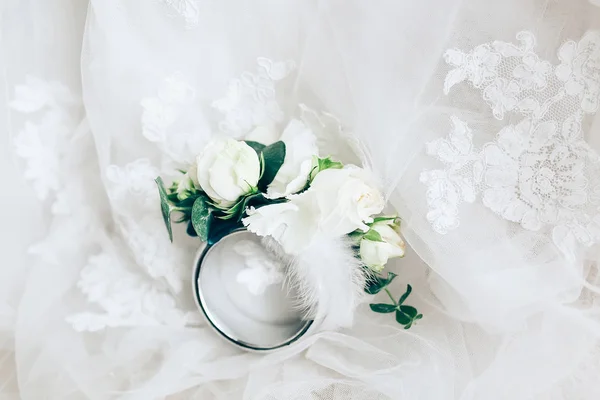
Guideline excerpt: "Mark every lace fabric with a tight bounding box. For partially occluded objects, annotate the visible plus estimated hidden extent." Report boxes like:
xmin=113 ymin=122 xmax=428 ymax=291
xmin=422 ymin=31 xmax=600 ymax=262
xmin=3 ymin=0 xmax=600 ymax=399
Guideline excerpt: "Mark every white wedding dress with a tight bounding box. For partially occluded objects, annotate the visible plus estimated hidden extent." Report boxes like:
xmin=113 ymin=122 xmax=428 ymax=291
xmin=2 ymin=0 xmax=600 ymax=398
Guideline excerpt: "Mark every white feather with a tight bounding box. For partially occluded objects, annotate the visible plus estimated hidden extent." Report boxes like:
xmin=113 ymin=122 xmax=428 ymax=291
xmin=262 ymin=235 xmax=366 ymax=330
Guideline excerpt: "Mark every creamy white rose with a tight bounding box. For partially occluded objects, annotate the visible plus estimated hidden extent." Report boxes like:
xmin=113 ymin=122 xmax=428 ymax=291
xmin=360 ymin=219 xmax=406 ymax=271
xmin=244 ymin=165 xmax=385 ymax=254
xmin=195 ymin=138 xmax=260 ymax=208
xmin=266 ymin=119 xmax=318 ymax=198
xmin=311 ymin=166 xmax=385 ymax=236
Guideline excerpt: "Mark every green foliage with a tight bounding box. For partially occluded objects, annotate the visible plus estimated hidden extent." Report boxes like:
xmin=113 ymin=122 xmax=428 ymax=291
xmin=363 ymin=229 xmax=384 ymax=242
xmin=191 ymin=197 xmax=211 ymax=242
xmin=257 ymin=141 xmax=286 ymax=191
xmin=369 ymin=303 xmax=397 ymax=313
xmin=155 ymin=177 xmax=174 ymax=242
xmin=244 ymin=140 xmax=266 ymax=154
xmin=366 ymin=277 xmax=423 ymax=330
xmin=365 ymin=272 xmax=397 ymax=295
xmin=309 ymin=155 xmax=343 ymax=181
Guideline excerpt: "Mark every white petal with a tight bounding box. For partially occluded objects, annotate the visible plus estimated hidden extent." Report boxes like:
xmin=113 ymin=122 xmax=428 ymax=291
xmin=485 ymin=167 xmax=518 ymax=188
xmin=482 ymin=187 xmax=514 ymax=214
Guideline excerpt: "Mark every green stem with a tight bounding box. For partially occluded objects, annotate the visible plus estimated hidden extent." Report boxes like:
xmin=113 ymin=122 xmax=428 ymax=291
xmin=384 ymin=288 xmax=397 ymax=306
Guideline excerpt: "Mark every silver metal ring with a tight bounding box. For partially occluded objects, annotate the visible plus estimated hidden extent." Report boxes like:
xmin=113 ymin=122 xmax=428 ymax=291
xmin=192 ymin=228 xmax=313 ymax=352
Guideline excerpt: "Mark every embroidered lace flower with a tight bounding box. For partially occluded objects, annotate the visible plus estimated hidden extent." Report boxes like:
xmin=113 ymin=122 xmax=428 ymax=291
xmin=423 ymin=31 xmax=600 ymax=261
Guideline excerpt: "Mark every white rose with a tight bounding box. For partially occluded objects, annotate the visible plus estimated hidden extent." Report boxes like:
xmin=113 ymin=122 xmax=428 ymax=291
xmin=195 ymin=138 xmax=260 ymax=208
xmin=244 ymin=165 xmax=385 ymax=254
xmin=266 ymin=119 xmax=318 ymax=198
xmin=311 ymin=166 xmax=385 ymax=236
xmin=360 ymin=220 xmax=406 ymax=271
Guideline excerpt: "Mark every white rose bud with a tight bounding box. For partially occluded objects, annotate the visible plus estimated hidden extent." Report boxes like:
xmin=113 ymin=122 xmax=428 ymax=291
xmin=267 ymin=119 xmax=318 ymax=198
xmin=360 ymin=220 xmax=406 ymax=271
xmin=310 ymin=166 xmax=385 ymax=236
xmin=175 ymin=173 xmax=195 ymax=200
xmin=195 ymin=138 xmax=260 ymax=208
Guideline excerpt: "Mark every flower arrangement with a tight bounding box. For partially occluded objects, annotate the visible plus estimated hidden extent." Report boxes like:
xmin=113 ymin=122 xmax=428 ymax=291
xmin=155 ymin=119 xmax=421 ymax=329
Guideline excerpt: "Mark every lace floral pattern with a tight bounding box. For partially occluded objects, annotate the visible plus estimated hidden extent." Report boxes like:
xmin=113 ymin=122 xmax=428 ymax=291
xmin=10 ymin=76 xmax=81 ymax=200
xmin=9 ymin=76 xmax=198 ymax=331
xmin=213 ymin=57 xmax=296 ymax=136
xmin=141 ymin=73 xmax=207 ymax=163
xmin=67 ymin=253 xmax=190 ymax=332
xmin=423 ymin=31 xmax=600 ymax=260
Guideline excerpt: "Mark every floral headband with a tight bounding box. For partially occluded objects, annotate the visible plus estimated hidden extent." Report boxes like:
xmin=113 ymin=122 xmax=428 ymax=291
xmin=155 ymin=118 xmax=422 ymax=333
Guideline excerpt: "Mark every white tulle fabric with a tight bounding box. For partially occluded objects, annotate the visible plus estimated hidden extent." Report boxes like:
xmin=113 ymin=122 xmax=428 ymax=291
xmin=2 ymin=0 xmax=600 ymax=399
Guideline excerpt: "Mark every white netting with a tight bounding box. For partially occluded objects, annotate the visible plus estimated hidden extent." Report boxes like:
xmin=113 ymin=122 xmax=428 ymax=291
xmin=2 ymin=0 xmax=600 ymax=399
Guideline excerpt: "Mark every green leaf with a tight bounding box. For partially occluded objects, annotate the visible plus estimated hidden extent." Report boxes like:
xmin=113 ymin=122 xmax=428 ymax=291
xmin=244 ymin=140 xmax=266 ymax=154
xmin=395 ymin=310 xmax=411 ymax=325
xmin=369 ymin=303 xmax=397 ymax=313
xmin=309 ymin=156 xmax=344 ymax=181
xmin=398 ymin=284 xmax=413 ymax=305
xmin=258 ymin=141 xmax=286 ymax=191
xmin=365 ymin=271 xmax=397 ymax=295
xmin=155 ymin=177 xmax=173 ymax=242
xmin=218 ymin=197 xmax=245 ymax=220
xmin=363 ymin=229 xmax=384 ymax=242
xmin=317 ymin=156 xmax=343 ymax=171
xmin=191 ymin=197 xmax=211 ymax=242
xmin=348 ymin=230 xmax=364 ymax=241
xmin=207 ymin=219 xmax=243 ymax=245
xmin=176 ymin=193 xmax=200 ymax=208
xmin=167 ymin=192 xmax=180 ymax=202
xmin=371 ymin=216 xmax=400 ymax=226
xmin=415 ymin=314 xmax=423 ymax=320
xmin=216 ymin=192 xmax=260 ymax=221
xmin=399 ymin=305 xmax=418 ymax=318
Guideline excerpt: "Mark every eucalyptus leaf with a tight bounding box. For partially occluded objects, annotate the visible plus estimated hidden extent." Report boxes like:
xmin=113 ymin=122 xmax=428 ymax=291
xmin=395 ymin=310 xmax=411 ymax=325
xmin=258 ymin=141 xmax=286 ymax=191
xmin=365 ymin=271 xmax=398 ymax=295
xmin=363 ymin=229 xmax=384 ymax=242
xmin=244 ymin=140 xmax=266 ymax=154
xmin=155 ymin=177 xmax=173 ymax=242
xmin=398 ymin=284 xmax=413 ymax=305
xmin=399 ymin=305 xmax=418 ymax=318
xmin=369 ymin=303 xmax=397 ymax=313
xmin=191 ymin=197 xmax=211 ymax=242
